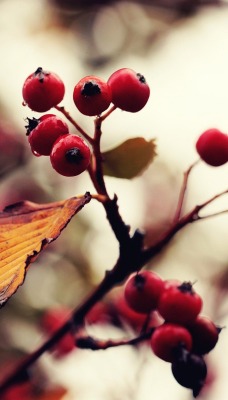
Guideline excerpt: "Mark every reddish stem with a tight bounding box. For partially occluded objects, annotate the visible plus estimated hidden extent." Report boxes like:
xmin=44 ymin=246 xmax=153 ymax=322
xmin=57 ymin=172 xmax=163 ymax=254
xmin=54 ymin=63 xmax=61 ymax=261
xmin=76 ymin=328 xmax=155 ymax=350
xmin=54 ymin=105 xmax=93 ymax=145
xmin=173 ymin=159 xmax=199 ymax=223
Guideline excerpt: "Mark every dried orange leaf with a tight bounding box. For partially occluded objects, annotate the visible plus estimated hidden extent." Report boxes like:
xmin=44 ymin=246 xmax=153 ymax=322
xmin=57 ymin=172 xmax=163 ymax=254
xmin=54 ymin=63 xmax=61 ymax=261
xmin=0 ymin=193 xmax=91 ymax=306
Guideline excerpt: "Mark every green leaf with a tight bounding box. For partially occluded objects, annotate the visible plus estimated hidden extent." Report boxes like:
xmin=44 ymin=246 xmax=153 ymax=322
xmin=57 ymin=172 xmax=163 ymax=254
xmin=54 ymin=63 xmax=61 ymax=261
xmin=102 ymin=137 xmax=156 ymax=179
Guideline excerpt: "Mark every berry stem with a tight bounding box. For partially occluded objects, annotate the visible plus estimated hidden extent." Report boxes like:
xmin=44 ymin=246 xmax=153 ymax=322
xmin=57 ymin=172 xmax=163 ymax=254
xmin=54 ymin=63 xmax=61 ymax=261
xmin=87 ymin=115 xmax=132 ymax=246
xmin=173 ymin=159 xmax=199 ymax=223
xmin=99 ymin=104 xmax=117 ymax=122
xmin=54 ymin=105 xmax=93 ymax=145
xmin=76 ymin=328 xmax=155 ymax=350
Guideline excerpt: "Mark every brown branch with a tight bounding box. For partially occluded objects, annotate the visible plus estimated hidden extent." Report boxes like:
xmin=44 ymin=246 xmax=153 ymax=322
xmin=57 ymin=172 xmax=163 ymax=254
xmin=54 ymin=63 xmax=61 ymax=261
xmin=0 ymin=187 xmax=226 ymax=394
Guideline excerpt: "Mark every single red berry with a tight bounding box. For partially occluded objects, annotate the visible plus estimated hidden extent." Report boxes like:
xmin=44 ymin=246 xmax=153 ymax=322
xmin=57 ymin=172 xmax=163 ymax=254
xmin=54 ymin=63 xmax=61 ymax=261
xmin=171 ymin=350 xmax=207 ymax=397
xmin=2 ymin=382 xmax=33 ymax=400
xmin=151 ymin=323 xmax=192 ymax=362
xmin=26 ymin=115 xmax=69 ymax=156
xmin=107 ymin=68 xmax=150 ymax=112
xmin=73 ymin=75 xmax=112 ymax=116
xmin=22 ymin=67 xmax=65 ymax=112
xmin=157 ymin=281 xmax=203 ymax=325
xmin=50 ymin=134 xmax=91 ymax=176
xmin=188 ymin=315 xmax=220 ymax=355
xmin=41 ymin=307 xmax=75 ymax=357
xmin=196 ymin=128 xmax=228 ymax=166
xmin=113 ymin=293 xmax=148 ymax=332
xmin=124 ymin=271 xmax=164 ymax=314
xmin=85 ymin=302 xmax=112 ymax=325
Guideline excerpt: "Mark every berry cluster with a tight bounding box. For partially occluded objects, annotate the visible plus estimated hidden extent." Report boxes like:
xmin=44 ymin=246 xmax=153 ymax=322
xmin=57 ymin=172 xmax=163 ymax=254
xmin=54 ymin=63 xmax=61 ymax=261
xmin=25 ymin=114 xmax=91 ymax=177
xmin=124 ymin=271 xmax=220 ymax=397
xmin=22 ymin=67 xmax=150 ymax=176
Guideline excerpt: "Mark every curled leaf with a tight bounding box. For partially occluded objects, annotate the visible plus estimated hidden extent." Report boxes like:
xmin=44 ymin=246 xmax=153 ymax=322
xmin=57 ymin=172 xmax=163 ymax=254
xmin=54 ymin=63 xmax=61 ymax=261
xmin=102 ymin=137 xmax=156 ymax=179
xmin=0 ymin=193 xmax=91 ymax=306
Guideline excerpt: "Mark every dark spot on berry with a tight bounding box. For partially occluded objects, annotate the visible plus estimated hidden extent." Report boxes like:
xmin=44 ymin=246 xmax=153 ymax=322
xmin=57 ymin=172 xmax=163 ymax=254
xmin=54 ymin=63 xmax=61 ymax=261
xmin=134 ymin=273 xmax=146 ymax=291
xmin=178 ymin=281 xmax=195 ymax=295
xmin=136 ymin=73 xmax=146 ymax=84
xmin=34 ymin=67 xmax=50 ymax=83
xmin=25 ymin=117 xmax=40 ymax=135
xmin=81 ymin=81 xmax=101 ymax=97
xmin=65 ymin=147 xmax=84 ymax=163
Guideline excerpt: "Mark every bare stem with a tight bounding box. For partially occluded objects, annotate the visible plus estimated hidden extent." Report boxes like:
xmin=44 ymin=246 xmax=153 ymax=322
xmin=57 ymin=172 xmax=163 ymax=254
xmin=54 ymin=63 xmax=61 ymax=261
xmin=173 ymin=159 xmax=199 ymax=223
xmin=76 ymin=328 xmax=155 ymax=350
xmin=142 ymin=188 xmax=228 ymax=264
xmin=99 ymin=105 xmax=117 ymax=122
xmin=54 ymin=105 xmax=93 ymax=145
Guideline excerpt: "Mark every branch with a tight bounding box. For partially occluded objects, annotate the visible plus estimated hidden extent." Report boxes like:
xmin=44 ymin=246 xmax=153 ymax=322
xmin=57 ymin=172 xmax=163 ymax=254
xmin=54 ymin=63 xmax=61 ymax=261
xmin=0 ymin=188 xmax=226 ymax=394
xmin=142 ymin=188 xmax=228 ymax=264
xmin=76 ymin=329 xmax=154 ymax=351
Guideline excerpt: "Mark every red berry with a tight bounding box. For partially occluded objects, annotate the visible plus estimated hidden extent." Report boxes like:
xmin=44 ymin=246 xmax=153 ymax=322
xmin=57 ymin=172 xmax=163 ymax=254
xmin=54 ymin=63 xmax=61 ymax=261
xmin=157 ymin=281 xmax=203 ymax=325
xmin=124 ymin=271 xmax=164 ymax=314
xmin=85 ymin=302 xmax=112 ymax=325
xmin=22 ymin=67 xmax=65 ymax=112
xmin=73 ymin=75 xmax=112 ymax=116
xmin=107 ymin=68 xmax=150 ymax=112
xmin=151 ymin=323 xmax=192 ymax=362
xmin=113 ymin=294 xmax=148 ymax=332
xmin=41 ymin=307 xmax=75 ymax=357
xmin=196 ymin=128 xmax=228 ymax=166
xmin=50 ymin=134 xmax=91 ymax=176
xmin=26 ymin=115 xmax=69 ymax=156
xmin=171 ymin=351 xmax=207 ymax=397
xmin=188 ymin=315 xmax=220 ymax=355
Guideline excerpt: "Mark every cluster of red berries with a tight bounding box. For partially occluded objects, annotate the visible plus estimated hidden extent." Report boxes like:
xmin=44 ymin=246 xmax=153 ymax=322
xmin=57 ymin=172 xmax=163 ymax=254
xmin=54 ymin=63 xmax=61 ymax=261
xmin=22 ymin=67 xmax=150 ymax=176
xmin=196 ymin=128 xmax=228 ymax=167
xmin=124 ymin=271 xmax=220 ymax=397
xmin=25 ymin=114 xmax=91 ymax=177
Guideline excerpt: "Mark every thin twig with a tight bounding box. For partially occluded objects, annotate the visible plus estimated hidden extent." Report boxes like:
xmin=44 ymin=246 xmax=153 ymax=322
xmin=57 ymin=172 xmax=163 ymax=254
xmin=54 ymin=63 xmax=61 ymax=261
xmin=173 ymin=159 xmax=199 ymax=223
xmin=54 ymin=105 xmax=93 ymax=144
xmin=76 ymin=328 xmax=154 ymax=351
xmin=99 ymin=105 xmax=117 ymax=122
xmin=142 ymin=188 xmax=228 ymax=264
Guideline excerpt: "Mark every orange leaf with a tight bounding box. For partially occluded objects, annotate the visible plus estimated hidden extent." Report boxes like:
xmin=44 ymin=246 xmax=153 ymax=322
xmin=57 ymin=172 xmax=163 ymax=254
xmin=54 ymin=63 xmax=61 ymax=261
xmin=0 ymin=192 xmax=91 ymax=306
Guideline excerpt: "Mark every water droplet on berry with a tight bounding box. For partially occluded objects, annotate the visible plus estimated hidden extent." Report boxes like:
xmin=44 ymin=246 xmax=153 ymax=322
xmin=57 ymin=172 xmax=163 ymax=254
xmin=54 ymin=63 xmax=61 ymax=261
xmin=31 ymin=148 xmax=41 ymax=157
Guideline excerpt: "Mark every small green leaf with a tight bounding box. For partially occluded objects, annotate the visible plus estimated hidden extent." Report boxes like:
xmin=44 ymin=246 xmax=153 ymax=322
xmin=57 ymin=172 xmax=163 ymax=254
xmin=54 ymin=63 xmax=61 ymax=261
xmin=102 ymin=137 xmax=156 ymax=179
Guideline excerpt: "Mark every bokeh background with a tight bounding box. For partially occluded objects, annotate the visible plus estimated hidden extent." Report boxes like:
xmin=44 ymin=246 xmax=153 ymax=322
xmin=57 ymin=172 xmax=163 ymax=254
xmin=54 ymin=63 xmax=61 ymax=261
xmin=0 ymin=0 xmax=227 ymax=399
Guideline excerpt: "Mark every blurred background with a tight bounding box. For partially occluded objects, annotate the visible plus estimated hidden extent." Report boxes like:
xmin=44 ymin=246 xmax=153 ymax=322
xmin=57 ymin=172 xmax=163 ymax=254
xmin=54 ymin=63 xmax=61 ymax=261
xmin=0 ymin=0 xmax=228 ymax=399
